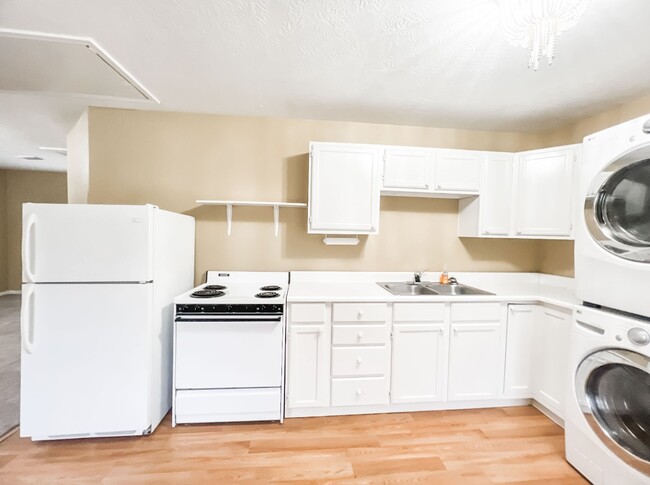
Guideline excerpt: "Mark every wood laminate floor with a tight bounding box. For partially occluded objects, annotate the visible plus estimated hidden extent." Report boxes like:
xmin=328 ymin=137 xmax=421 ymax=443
xmin=0 ymin=406 xmax=587 ymax=484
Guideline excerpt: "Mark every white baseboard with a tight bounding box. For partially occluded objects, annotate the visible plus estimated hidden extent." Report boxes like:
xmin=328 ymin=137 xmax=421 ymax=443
xmin=0 ymin=290 xmax=21 ymax=296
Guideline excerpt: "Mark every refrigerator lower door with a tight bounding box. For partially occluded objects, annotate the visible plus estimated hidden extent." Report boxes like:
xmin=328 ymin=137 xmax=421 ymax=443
xmin=22 ymin=203 xmax=154 ymax=284
xmin=20 ymin=283 xmax=153 ymax=440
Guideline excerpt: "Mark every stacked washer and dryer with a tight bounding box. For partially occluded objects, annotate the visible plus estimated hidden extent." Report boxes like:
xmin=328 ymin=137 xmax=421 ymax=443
xmin=569 ymin=114 xmax=650 ymax=484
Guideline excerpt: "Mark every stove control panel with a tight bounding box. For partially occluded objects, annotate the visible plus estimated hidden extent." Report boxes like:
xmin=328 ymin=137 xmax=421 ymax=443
xmin=176 ymin=303 xmax=284 ymax=315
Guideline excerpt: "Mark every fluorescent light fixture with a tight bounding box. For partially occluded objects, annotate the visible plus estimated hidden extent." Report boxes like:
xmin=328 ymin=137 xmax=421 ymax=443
xmin=17 ymin=155 xmax=44 ymax=160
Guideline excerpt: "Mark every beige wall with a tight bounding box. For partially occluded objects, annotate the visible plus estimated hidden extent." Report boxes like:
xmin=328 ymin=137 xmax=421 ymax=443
xmin=88 ymin=108 xmax=547 ymax=285
xmin=0 ymin=170 xmax=7 ymax=292
xmin=5 ymin=170 xmax=68 ymax=290
xmin=537 ymin=93 xmax=650 ymax=276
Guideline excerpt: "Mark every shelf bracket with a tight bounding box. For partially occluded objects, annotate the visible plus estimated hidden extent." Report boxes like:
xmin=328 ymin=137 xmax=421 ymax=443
xmin=226 ymin=203 xmax=233 ymax=236
xmin=273 ymin=205 xmax=280 ymax=237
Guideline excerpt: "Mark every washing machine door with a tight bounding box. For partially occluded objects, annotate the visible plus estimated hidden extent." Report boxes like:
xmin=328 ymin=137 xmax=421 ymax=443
xmin=576 ymin=348 xmax=650 ymax=475
xmin=584 ymin=144 xmax=650 ymax=262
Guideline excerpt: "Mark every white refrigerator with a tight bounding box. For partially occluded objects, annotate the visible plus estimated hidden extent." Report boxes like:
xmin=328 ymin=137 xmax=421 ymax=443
xmin=20 ymin=203 xmax=195 ymax=441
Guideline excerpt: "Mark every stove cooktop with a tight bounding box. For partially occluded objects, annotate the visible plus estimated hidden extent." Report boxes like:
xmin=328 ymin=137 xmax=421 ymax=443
xmin=174 ymin=271 xmax=289 ymax=305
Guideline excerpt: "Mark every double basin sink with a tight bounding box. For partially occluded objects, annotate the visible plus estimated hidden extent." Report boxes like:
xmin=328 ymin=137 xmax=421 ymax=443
xmin=378 ymin=281 xmax=494 ymax=297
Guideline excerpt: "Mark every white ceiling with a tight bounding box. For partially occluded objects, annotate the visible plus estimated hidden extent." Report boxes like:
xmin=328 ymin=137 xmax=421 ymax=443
xmin=1 ymin=0 xmax=650 ymax=172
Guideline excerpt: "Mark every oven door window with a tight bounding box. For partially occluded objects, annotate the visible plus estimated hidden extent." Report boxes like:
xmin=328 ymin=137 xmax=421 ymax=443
xmin=576 ymin=349 xmax=650 ymax=473
xmin=586 ymin=158 xmax=650 ymax=262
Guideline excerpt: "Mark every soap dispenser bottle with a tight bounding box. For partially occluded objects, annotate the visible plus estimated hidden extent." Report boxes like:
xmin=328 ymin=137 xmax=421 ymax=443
xmin=439 ymin=265 xmax=449 ymax=285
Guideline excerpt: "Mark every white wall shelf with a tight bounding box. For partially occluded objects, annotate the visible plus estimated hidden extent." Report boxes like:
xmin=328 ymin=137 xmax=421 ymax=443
xmin=196 ymin=200 xmax=307 ymax=236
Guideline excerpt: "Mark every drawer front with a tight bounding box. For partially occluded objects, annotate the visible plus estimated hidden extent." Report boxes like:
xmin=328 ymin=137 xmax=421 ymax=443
xmin=451 ymin=302 xmax=501 ymax=322
xmin=331 ymin=377 xmax=389 ymax=406
xmin=393 ymin=302 xmax=445 ymax=322
xmin=332 ymin=303 xmax=387 ymax=323
xmin=332 ymin=324 xmax=388 ymax=346
xmin=175 ymin=388 xmax=281 ymax=424
xmin=331 ymin=347 xmax=387 ymax=377
xmin=290 ymin=303 xmax=326 ymax=323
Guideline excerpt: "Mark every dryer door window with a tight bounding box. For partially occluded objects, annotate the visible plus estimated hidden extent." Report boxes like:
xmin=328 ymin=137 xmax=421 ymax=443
xmin=585 ymin=157 xmax=650 ymax=262
xmin=576 ymin=349 xmax=650 ymax=474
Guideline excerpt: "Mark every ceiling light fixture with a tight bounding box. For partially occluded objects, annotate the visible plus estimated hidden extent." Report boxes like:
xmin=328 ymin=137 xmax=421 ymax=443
xmin=39 ymin=146 xmax=68 ymax=155
xmin=499 ymin=0 xmax=591 ymax=70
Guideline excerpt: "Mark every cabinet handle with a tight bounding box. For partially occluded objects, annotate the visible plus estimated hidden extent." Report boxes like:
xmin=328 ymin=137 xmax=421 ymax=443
xmin=425 ymin=183 xmax=430 ymax=189
xmin=453 ymin=328 xmax=457 ymax=336
xmin=545 ymin=311 xmax=565 ymax=320
xmin=515 ymin=231 xmax=522 ymax=235
xmin=356 ymin=357 xmax=363 ymax=366
xmin=438 ymin=328 xmax=444 ymax=334
xmin=357 ymin=331 xmax=363 ymax=341
xmin=510 ymin=308 xmax=533 ymax=314
xmin=357 ymin=311 xmax=364 ymax=319
xmin=435 ymin=184 xmax=442 ymax=189
xmin=356 ymin=389 xmax=362 ymax=397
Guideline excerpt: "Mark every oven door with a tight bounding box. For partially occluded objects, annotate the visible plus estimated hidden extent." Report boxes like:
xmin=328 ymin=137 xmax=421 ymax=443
xmin=175 ymin=315 xmax=283 ymax=389
xmin=584 ymin=145 xmax=650 ymax=262
xmin=575 ymin=349 xmax=650 ymax=475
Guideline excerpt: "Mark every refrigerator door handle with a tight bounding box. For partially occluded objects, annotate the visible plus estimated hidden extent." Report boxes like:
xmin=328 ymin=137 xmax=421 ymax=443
xmin=23 ymin=214 xmax=37 ymax=282
xmin=21 ymin=285 xmax=35 ymax=354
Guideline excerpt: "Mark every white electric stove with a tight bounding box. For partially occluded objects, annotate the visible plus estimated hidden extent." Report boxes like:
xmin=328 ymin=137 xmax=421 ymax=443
xmin=172 ymin=271 xmax=289 ymax=426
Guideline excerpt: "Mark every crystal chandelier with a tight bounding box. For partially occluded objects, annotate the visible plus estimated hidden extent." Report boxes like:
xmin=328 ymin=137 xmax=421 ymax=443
xmin=499 ymin=0 xmax=591 ymax=70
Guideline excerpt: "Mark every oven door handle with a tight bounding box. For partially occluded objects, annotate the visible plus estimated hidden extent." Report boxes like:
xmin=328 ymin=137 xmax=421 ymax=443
xmin=175 ymin=315 xmax=282 ymax=323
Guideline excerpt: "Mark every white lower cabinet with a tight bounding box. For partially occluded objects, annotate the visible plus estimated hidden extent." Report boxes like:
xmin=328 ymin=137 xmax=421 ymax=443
xmin=391 ymin=323 xmax=447 ymax=403
xmin=286 ymin=318 xmax=331 ymax=409
xmin=504 ymin=305 xmax=536 ymax=398
xmin=532 ymin=306 xmax=571 ymax=418
xmin=285 ymin=298 xmax=568 ymax=421
xmin=448 ymin=322 xmax=503 ymax=401
xmin=390 ymin=302 xmax=448 ymax=404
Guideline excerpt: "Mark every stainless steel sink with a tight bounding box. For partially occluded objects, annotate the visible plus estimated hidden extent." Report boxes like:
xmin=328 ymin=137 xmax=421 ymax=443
xmin=377 ymin=282 xmax=494 ymax=296
xmin=423 ymin=283 xmax=494 ymax=296
xmin=377 ymin=282 xmax=439 ymax=296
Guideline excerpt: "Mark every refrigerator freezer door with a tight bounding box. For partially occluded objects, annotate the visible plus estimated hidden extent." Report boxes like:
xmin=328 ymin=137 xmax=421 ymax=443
xmin=22 ymin=204 xmax=154 ymax=283
xmin=20 ymin=283 xmax=152 ymax=440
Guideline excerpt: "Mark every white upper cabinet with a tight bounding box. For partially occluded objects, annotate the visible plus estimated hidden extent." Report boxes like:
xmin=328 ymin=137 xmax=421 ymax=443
xmin=382 ymin=148 xmax=432 ymax=190
xmin=434 ymin=149 xmax=483 ymax=193
xmin=481 ymin=153 xmax=515 ymax=236
xmin=459 ymin=144 xmax=579 ymax=240
xmin=514 ymin=146 xmax=577 ymax=238
xmin=309 ymin=142 xmax=381 ymax=235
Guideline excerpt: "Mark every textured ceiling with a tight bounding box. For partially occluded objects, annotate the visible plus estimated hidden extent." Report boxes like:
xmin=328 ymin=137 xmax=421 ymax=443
xmin=1 ymin=0 xmax=650 ymax=172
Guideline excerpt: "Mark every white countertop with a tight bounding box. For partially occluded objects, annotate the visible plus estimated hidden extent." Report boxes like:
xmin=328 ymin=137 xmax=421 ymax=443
xmin=287 ymin=271 xmax=579 ymax=310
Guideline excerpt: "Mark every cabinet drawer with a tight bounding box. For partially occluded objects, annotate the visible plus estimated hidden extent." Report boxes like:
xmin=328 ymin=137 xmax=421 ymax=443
xmin=331 ymin=377 xmax=388 ymax=406
xmin=331 ymin=347 xmax=387 ymax=377
xmin=290 ymin=303 xmax=326 ymax=323
xmin=175 ymin=388 xmax=281 ymax=424
xmin=332 ymin=303 xmax=387 ymax=323
xmin=451 ymin=302 xmax=501 ymax=322
xmin=332 ymin=324 xmax=388 ymax=346
xmin=393 ymin=303 xmax=445 ymax=322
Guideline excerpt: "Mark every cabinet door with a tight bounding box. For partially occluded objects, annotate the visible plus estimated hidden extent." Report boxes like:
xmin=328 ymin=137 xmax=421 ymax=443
xmin=448 ymin=323 xmax=502 ymax=401
xmin=391 ymin=324 xmax=447 ymax=403
xmin=514 ymin=147 xmax=575 ymax=237
xmin=286 ymin=324 xmax=330 ymax=408
xmin=481 ymin=153 xmax=514 ymax=236
xmin=533 ymin=308 xmax=570 ymax=418
xmin=309 ymin=143 xmax=381 ymax=234
xmin=434 ymin=149 xmax=482 ymax=192
xmin=382 ymin=148 xmax=431 ymax=190
xmin=504 ymin=305 xmax=536 ymax=398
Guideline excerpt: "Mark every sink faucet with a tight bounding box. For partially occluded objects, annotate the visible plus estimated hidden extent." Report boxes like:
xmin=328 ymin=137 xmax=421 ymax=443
xmin=414 ymin=271 xmax=424 ymax=283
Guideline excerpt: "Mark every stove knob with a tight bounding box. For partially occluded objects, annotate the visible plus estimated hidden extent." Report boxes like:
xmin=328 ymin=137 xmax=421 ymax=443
xmin=628 ymin=328 xmax=650 ymax=346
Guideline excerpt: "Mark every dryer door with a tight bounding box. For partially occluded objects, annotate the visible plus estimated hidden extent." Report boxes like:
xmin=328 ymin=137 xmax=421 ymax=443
xmin=576 ymin=348 xmax=650 ymax=475
xmin=584 ymin=149 xmax=650 ymax=262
